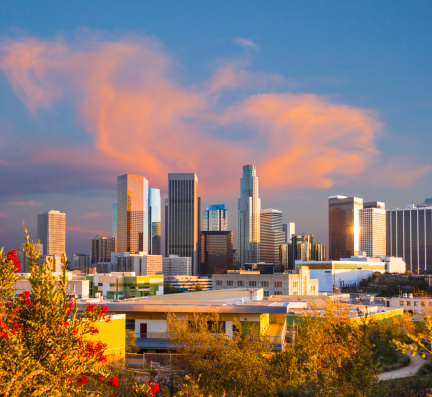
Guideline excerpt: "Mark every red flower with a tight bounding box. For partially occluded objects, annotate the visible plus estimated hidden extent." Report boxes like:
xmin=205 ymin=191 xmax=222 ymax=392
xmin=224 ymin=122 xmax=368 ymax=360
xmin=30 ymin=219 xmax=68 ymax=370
xmin=77 ymin=375 xmax=88 ymax=385
xmin=107 ymin=376 xmax=119 ymax=388
xmin=7 ymin=249 xmax=20 ymax=272
xmin=90 ymin=328 xmax=99 ymax=335
xmin=98 ymin=354 xmax=107 ymax=363
xmin=97 ymin=376 xmax=104 ymax=381
xmin=85 ymin=303 xmax=96 ymax=312
xmin=68 ymin=377 xmax=74 ymax=383
xmin=100 ymin=305 xmax=108 ymax=316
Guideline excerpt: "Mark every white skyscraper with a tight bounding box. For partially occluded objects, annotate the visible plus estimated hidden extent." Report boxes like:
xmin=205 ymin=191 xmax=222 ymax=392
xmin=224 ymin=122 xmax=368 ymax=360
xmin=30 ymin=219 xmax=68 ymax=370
xmin=238 ymin=164 xmax=261 ymax=267
xmin=260 ymin=209 xmax=285 ymax=265
xmin=37 ymin=210 xmax=66 ymax=257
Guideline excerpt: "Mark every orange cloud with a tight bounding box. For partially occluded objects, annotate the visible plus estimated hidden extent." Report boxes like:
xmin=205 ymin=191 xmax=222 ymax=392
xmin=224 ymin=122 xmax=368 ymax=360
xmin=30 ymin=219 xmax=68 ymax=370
xmin=1 ymin=34 xmax=427 ymax=194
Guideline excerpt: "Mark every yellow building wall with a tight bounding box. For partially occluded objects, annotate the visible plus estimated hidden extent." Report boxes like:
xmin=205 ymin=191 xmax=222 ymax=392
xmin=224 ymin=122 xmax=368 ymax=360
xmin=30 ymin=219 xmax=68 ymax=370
xmin=92 ymin=315 xmax=126 ymax=361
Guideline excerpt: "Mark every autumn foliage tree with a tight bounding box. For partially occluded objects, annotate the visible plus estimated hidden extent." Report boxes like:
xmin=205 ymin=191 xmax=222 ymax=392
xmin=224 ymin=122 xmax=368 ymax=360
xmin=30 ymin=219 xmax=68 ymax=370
xmin=0 ymin=229 xmax=118 ymax=396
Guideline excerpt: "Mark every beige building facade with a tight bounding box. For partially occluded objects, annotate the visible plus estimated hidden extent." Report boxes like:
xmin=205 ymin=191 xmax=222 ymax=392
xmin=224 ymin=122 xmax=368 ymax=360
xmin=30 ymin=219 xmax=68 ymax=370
xmin=212 ymin=266 xmax=318 ymax=297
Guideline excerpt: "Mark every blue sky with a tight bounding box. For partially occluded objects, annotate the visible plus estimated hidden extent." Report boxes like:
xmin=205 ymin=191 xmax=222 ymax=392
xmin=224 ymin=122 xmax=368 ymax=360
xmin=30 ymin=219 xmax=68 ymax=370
xmin=0 ymin=1 xmax=431 ymax=258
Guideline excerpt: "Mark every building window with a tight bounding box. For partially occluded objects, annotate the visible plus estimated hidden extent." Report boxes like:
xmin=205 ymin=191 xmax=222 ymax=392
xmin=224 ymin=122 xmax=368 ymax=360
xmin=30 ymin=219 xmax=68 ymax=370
xmin=263 ymin=291 xmax=269 ymax=297
xmin=262 ymin=281 xmax=269 ymax=287
xmin=274 ymin=281 xmax=282 ymax=288
xmin=406 ymin=301 xmax=411 ymax=306
xmin=275 ymin=291 xmax=282 ymax=295
xmin=227 ymin=280 xmax=233 ymax=286
xmin=216 ymin=280 xmax=222 ymax=286
xmin=400 ymin=301 xmax=404 ymax=306
xmin=238 ymin=281 xmax=244 ymax=287
xmin=249 ymin=281 xmax=256 ymax=287
xmin=414 ymin=301 xmax=417 ymax=307
xmin=293 ymin=281 xmax=298 ymax=287
xmin=311 ymin=286 xmax=315 ymax=292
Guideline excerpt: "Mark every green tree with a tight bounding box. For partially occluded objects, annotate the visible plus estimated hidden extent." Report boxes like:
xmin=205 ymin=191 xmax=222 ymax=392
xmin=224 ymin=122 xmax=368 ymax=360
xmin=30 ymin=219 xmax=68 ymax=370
xmin=0 ymin=228 xmax=119 ymax=396
xmin=125 ymin=329 xmax=140 ymax=353
xmin=168 ymin=312 xmax=274 ymax=397
xmin=193 ymin=283 xmax=204 ymax=292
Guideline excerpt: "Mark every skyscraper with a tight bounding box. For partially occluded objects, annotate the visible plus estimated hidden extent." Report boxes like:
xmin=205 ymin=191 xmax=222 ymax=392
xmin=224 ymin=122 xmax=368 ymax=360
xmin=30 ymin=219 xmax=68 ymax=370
xmin=359 ymin=205 xmax=386 ymax=257
xmin=202 ymin=204 xmax=228 ymax=231
xmin=328 ymin=195 xmax=363 ymax=260
xmin=238 ymin=164 xmax=261 ymax=267
xmin=117 ymin=174 xmax=149 ymax=253
xmin=37 ymin=210 xmax=66 ymax=257
xmin=200 ymin=231 xmax=233 ymax=274
xmin=387 ymin=203 xmax=432 ymax=272
xmin=260 ymin=209 xmax=285 ymax=265
xmin=112 ymin=203 xmax=117 ymax=239
xmin=167 ymin=173 xmax=199 ymax=274
xmin=90 ymin=236 xmax=117 ymax=264
xmin=148 ymin=188 xmax=161 ymax=255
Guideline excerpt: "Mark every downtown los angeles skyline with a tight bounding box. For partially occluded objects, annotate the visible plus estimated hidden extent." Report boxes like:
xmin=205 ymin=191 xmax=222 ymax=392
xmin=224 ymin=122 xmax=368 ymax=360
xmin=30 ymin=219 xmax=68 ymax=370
xmin=0 ymin=1 xmax=431 ymax=257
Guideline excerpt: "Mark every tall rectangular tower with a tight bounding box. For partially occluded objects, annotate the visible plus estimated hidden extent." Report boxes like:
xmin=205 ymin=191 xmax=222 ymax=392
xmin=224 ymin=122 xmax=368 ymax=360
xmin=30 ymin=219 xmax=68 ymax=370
xmin=238 ymin=164 xmax=261 ymax=267
xmin=359 ymin=206 xmax=386 ymax=257
xmin=37 ymin=210 xmax=66 ymax=257
xmin=202 ymin=204 xmax=228 ymax=231
xmin=117 ymin=174 xmax=149 ymax=253
xmin=328 ymin=195 xmax=363 ymax=260
xmin=260 ymin=209 xmax=285 ymax=265
xmin=148 ymin=188 xmax=161 ymax=255
xmin=387 ymin=204 xmax=432 ymax=273
xmin=167 ymin=173 xmax=199 ymax=274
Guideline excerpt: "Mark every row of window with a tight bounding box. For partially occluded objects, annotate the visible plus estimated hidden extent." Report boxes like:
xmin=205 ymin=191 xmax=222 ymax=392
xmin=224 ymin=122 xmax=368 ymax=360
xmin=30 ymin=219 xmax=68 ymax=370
xmin=399 ymin=300 xmax=430 ymax=307
xmin=215 ymin=280 xmax=282 ymax=287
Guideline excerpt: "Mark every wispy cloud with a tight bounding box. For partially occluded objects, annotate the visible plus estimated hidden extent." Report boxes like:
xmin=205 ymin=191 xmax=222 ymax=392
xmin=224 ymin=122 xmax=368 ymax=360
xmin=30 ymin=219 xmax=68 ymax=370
xmin=0 ymin=33 xmax=426 ymax=196
xmin=0 ymin=211 xmax=8 ymax=218
xmin=8 ymin=200 xmax=44 ymax=207
xmin=67 ymin=225 xmax=108 ymax=236
xmin=80 ymin=212 xmax=103 ymax=219
xmin=233 ymin=38 xmax=260 ymax=52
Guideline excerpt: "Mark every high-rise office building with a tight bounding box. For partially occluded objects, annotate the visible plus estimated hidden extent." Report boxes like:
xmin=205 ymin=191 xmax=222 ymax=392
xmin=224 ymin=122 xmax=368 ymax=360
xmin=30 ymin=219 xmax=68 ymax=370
xmin=360 ymin=206 xmax=386 ymax=257
xmin=312 ymin=243 xmax=326 ymax=261
xmin=117 ymin=174 xmax=149 ymax=253
xmin=37 ymin=210 xmax=66 ymax=257
xmin=112 ymin=203 xmax=117 ymax=239
xmin=202 ymin=204 xmax=228 ymax=231
xmin=149 ymin=188 xmax=161 ymax=255
xmin=292 ymin=233 xmax=314 ymax=261
xmin=328 ymin=195 xmax=363 ymax=260
xmin=282 ymin=222 xmax=295 ymax=243
xmin=200 ymin=231 xmax=233 ymax=274
xmin=387 ymin=203 xmax=432 ymax=272
xmin=238 ymin=164 xmax=261 ymax=267
xmin=167 ymin=173 xmax=199 ymax=274
xmin=90 ymin=236 xmax=117 ymax=265
xmin=260 ymin=209 xmax=285 ymax=265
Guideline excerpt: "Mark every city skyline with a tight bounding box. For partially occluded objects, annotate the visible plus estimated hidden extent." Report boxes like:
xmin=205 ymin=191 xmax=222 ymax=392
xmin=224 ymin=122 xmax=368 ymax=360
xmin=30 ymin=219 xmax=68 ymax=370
xmin=0 ymin=2 xmax=431 ymax=257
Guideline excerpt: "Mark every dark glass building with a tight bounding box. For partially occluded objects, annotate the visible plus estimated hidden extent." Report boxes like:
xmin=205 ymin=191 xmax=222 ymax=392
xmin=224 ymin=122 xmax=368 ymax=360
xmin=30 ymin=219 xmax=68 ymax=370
xmin=167 ymin=173 xmax=199 ymax=275
xmin=328 ymin=195 xmax=363 ymax=260
xmin=200 ymin=231 xmax=233 ymax=274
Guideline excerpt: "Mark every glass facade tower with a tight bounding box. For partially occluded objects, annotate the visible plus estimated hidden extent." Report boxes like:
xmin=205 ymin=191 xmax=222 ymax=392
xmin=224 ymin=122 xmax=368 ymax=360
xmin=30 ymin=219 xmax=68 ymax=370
xmin=148 ymin=188 xmax=161 ymax=255
xmin=112 ymin=203 xmax=117 ymax=239
xmin=202 ymin=204 xmax=228 ymax=231
xmin=117 ymin=174 xmax=149 ymax=254
xmin=238 ymin=164 xmax=261 ymax=267
xmin=167 ymin=173 xmax=199 ymax=275
xmin=200 ymin=231 xmax=233 ymax=274
xmin=328 ymin=195 xmax=363 ymax=260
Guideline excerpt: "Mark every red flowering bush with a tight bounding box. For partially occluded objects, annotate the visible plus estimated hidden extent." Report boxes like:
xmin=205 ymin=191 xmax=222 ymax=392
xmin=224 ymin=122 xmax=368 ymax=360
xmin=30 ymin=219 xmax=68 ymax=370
xmin=0 ymin=227 xmax=117 ymax=396
xmin=134 ymin=380 xmax=159 ymax=397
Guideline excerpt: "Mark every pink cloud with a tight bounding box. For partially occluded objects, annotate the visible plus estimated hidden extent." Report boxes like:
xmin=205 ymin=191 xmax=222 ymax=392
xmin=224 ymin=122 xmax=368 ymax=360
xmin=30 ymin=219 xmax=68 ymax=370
xmin=8 ymin=200 xmax=43 ymax=207
xmin=81 ymin=212 xmax=103 ymax=219
xmin=0 ymin=211 xmax=8 ymax=218
xmin=1 ymin=34 xmax=427 ymax=194
xmin=67 ymin=225 xmax=108 ymax=236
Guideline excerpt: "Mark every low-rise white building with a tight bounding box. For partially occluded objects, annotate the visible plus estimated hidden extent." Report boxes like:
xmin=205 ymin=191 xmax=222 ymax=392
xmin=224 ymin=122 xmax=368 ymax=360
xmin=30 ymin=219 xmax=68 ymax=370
xmin=165 ymin=275 xmax=212 ymax=291
xmin=95 ymin=252 xmax=163 ymax=276
xmin=296 ymin=254 xmax=406 ymax=292
xmin=162 ymin=255 xmax=192 ymax=276
xmin=212 ymin=266 xmax=318 ymax=297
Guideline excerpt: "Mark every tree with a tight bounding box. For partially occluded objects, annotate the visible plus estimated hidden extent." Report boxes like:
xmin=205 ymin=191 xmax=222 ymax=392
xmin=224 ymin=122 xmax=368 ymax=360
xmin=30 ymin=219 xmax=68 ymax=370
xmin=168 ymin=312 xmax=274 ymax=397
xmin=125 ymin=329 xmax=140 ymax=353
xmin=193 ymin=283 xmax=204 ymax=292
xmin=0 ymin=228 xmax=119 ymax=396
